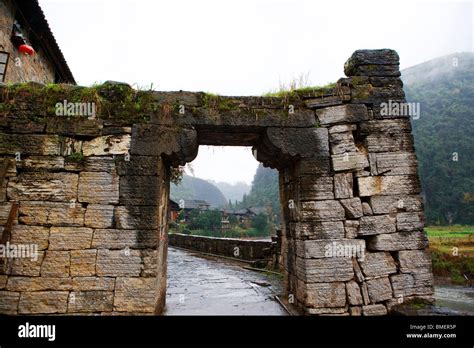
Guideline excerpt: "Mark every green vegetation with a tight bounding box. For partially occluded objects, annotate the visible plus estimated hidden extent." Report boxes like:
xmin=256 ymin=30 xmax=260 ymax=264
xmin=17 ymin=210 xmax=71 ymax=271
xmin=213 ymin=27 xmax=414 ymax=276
xmin=263 ymin=82 xmax=336 ymax=98
xmin=0 ymin=81 xmax=157 ymax=122
xmin=235 ymin=164 xmax=280 ymax=221
xmin=171 ymin=175 xmax=227 ymax=207
xmin=403 ymin=52 xmax=474 ymax=225
xmin=202 ymin=93 xmax=239 ymax=112
xmin=427 ymin=225 xmax=474 ymax=284
xmin=173 ymin=209 xmax=271 ymax=238
xmin=65 ymin=152 xmax=85 ymax=163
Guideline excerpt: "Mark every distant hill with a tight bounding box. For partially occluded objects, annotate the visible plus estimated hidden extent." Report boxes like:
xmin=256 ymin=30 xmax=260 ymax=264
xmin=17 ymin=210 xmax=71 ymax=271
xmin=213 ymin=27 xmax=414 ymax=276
xmin=171 ymin=175 xmax=227 ymax=208
xmin=402 ymin=52 xmax=474 ymax=224
xmin=210 ymin=181 xmax=251 ymax=203
xmin=239 ymin=164 xmax=280 ymax=216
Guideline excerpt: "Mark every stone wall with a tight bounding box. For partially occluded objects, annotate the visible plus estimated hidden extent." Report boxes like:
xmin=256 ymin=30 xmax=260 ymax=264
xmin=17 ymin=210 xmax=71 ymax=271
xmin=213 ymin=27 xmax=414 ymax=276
xmin=168 ymin=233 xmax=275 ymax=263
xmin=0 ymin=0 xmax=57 ymax=84
xmin=0 ymin=49 xmax=433 ymax=316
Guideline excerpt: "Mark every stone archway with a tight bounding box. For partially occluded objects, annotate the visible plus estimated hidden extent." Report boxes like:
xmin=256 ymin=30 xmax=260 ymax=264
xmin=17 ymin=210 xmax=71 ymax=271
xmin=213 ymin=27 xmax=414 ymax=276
xmin=0 ymin=49 xmax=433 ymax=316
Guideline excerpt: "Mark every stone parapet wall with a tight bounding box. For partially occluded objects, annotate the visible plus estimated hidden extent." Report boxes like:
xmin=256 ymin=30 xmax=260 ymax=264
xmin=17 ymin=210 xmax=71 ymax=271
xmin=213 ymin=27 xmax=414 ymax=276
xmin=168 ymin=233 xmax=275 ymax=263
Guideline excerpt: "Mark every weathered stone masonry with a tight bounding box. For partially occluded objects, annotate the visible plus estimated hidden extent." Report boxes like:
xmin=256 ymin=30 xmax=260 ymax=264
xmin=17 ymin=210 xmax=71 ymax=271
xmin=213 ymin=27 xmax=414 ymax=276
xmin=0 ymin=49 xmax=433 ymax=315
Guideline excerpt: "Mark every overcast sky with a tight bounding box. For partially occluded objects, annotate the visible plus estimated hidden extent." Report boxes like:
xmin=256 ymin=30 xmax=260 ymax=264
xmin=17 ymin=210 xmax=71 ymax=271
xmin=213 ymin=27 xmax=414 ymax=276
xmin=41 ymin=0 xmax=473 ymax=184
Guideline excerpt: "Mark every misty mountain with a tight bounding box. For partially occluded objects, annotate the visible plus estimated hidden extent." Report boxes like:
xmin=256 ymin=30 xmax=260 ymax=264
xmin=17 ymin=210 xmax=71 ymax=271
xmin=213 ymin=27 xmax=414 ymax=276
xmin=171 ymin=175 xmax=227 ymax=208
xmin=402 ymin=52 xmax=474 ymax=224
xmin=238 ymin=164 xmax=280 ymax=215
xmin=209 ymin=181 xmax=251 ymax=203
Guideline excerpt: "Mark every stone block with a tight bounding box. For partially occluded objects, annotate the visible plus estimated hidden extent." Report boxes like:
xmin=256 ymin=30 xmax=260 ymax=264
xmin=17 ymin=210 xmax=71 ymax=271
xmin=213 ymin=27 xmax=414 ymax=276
xmin=303 ymin=282 xmax=346 ymax=308
xmin=41 ymin=251 xmax=70 ymax=277
xmin=398 ymin=250 xmax=432 ymax=273
xmin=68 ymin=291 xmax=114 ymax=313
xmin=397 ymin=212 xmax=424 ymax=231
xmin=340 ymin=198 xmax=363 ymax=218
xmin=119 ymin=176 xmax=159 ymax=205
xmin=49 ymin=227 xmax=93 ymax=250
xmin=70 ymin=249 xmax=97 ymax=276
xmin=292 ymin=221 xmax=345 ymax=240
xmin=0 ymin=134 xmax=61 ymax=155
xmin=316 ymin=104 xmax=368 ymax=125
xmin=366 ymin=277 xmax=393 ymax=303
xmin=84 ymin=204 xmax=114 ymax=229
xmin=18 ymin=291 xmax=68 ymax=314
xmin=359 ymin=252 xmax=397 ymax=277
xmin=0 ymin=291 xmax=20 ymax=314
xmin=370 ymin=195 xmax=423 ymax=214
xmin=329 ymin=131 xmax=357 ymax=155
xmin=344 ymin=220 xmax=359 ymax=239
xmin=82 ymin=135 xmax=131 ymax=156
xmin=367 ymin=231 xmax=428 ymax=251
xmin=92 ymin=229 xmax=157 ymax=249
xmin=301 ymin=200 xmax=345 ymax=222
xmin=346 ymin=281 xmax=363 ymax=305
xmin=362 ymin=304 xmax=388 ymax=316
xmin=334 ymin=173 xmax=353 ymax=199
xmin=16 ymin=156 xmax=64 ymax=171
xmin=72 ymin=277 xmax=115 ymax=291
xmin=6 ymin=277 xmax=73 ymax=291
xmin=332 ymin=152 xmax=369 ymax=172
xmin=358 ymin=215 xmax=396 ymax=236
xmin=369 ymin=152 xmax=417 ymax=175
xmin=78 ymin=172 xmax=119 ymax=204
xmin=19 ymin=202 xmax=85 ymax=227
xmin=299 ymin=176 xmax=334 ymax=201
xmin=7 ymin=172 xmax=78 ymax=202
xmin=358 ymin=175 xmax=421 ymax=197
xmin=296 ymin=239 xmax=365 ymax=259
xmin=10 ymin=225 xmax=49 ymax=250
xmin=114 ymin=277 xmax=158 ymax=313
xmin=114 ymin=206 xmax=159 ymax=229
xmin=296 ymin=257 xmax=354 ymax=282
xmin=96 ymin=249 xmax=142 ymax=276
xmin=10 ymin=251 xmax=44 ymax=276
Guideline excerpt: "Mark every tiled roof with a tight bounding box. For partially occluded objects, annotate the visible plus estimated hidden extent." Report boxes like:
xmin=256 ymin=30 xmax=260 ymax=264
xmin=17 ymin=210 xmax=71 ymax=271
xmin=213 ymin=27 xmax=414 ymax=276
xmin=16 ymin=0 xmax=75 ymax=83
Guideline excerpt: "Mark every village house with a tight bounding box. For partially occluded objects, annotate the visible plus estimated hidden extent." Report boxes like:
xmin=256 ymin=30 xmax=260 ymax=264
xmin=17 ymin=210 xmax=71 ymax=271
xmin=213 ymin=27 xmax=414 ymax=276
xmin=0 ymin=0 xmax=75 ymax=84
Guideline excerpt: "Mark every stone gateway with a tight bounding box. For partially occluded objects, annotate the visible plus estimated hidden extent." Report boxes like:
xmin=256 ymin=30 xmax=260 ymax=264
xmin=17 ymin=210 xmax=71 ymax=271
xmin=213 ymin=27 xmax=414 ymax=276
xmin=0 ymin=49 xmax=433 ymax=315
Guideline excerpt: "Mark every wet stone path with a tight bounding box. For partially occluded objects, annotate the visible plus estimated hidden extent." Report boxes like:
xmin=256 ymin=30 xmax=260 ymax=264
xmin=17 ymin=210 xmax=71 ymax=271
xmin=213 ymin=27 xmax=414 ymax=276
xmin=164 ymin=247 xmax=288 ymax=315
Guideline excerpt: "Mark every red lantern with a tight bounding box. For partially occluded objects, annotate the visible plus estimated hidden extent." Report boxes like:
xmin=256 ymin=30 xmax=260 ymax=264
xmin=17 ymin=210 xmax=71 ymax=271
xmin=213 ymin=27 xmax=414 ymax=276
xmin=18 ymin=44 xmax=34 ymax=56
